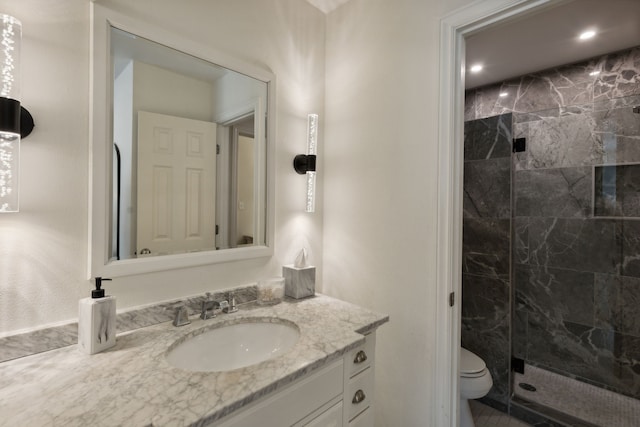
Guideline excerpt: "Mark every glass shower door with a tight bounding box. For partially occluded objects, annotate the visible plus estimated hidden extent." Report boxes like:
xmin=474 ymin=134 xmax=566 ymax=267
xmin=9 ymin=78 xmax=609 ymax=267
xmin=511 ymin=94 xmax=640 ymax=427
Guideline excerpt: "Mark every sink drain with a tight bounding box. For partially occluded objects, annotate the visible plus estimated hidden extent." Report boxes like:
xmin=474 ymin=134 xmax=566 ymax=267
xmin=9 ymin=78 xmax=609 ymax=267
xmin=519 ymin=382 xmax=537 ymax=392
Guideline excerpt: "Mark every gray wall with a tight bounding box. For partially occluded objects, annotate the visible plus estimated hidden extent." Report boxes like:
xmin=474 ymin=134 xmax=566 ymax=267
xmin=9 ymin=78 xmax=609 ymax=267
xmin=463 ymin=45 xmax=640 ymax=406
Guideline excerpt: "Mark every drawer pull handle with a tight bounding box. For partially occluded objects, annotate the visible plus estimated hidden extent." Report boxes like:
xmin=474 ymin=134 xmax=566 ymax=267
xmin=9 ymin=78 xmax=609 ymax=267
xmin=354 ymin=350 xmax=368 ymax=364
xmin=352 ymin=389 xmax=366 ymax=404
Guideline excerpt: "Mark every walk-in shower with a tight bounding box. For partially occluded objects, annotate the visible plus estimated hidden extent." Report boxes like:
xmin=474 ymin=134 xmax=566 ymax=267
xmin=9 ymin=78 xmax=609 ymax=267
xmin=462 ymin=45 xmax=640 ymax=426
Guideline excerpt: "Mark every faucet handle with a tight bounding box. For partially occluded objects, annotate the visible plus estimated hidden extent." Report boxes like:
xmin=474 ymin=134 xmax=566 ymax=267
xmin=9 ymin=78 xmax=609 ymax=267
xmin=225 ymin=292 xmax=239 ymax=313
xmin=200 ymin=298 xmax=216 ymax=320
xmin=172 ymin=305 xmax=191 ymax=327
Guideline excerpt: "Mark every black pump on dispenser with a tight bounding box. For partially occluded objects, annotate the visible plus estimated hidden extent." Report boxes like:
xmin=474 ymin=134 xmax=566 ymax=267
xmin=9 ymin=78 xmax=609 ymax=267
xmin=91 ymin=277 xmax=111 ymax=298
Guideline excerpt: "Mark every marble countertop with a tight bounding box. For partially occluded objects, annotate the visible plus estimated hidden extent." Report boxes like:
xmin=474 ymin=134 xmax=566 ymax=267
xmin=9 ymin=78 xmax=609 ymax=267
xmin=0 ymin=294 xmax=388 ymax=427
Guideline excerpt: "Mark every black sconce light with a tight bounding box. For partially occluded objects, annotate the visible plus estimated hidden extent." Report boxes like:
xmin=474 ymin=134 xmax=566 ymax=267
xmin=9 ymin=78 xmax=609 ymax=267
xmin=0 ymin=101 xmax=34 ymax=138
xmin=0 ymin=14 xmax=35 ymax=213
xmin=293 ymin=114 xmax=318 ymax=212
xmin=293 ymin=152 xmax=316 ymax=174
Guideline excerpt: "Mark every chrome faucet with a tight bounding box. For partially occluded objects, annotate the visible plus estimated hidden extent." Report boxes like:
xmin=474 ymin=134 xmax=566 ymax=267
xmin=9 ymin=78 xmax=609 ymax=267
xmin=172 ymin=305 xmax=191 ymax=327
xmin=200 ymin=292 xmax=229 ymax=319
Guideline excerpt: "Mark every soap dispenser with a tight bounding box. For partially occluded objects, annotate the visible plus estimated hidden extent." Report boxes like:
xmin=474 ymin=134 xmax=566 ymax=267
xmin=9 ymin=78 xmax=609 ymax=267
xmin=78 ymin=277 xmax=116 ymax=354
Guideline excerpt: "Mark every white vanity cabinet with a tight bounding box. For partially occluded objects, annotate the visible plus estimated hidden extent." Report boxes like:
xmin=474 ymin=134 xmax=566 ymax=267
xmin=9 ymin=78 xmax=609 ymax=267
xmin=214 ymin=333 xmax=377 ymax=427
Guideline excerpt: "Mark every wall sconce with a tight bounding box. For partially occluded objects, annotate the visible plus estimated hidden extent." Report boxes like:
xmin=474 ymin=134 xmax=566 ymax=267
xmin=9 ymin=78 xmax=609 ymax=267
xmin=293 ymin=114 xmax=318 ymax=212
xmin=0 ymin=14 xmax=34 ymax=213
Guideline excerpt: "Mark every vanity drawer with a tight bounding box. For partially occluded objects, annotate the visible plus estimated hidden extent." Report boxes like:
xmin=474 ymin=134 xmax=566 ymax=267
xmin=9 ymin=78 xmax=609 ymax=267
xmin=303 ymin=401 xmax=343 ymax=427
xmin=348 ymin=406 xmax=373 ymax=427
xmin=347 ymin=333 xmax=375 ymax=377
xmin=346 ymin=367 xmax=373 ymax=421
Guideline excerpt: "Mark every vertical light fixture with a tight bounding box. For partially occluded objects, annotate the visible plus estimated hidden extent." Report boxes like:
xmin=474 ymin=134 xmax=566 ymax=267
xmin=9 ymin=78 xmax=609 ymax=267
xmin=293 ymin=114 xmax=318 ymax=212
xmin=0 ymin=14 xmax=33 ymax=213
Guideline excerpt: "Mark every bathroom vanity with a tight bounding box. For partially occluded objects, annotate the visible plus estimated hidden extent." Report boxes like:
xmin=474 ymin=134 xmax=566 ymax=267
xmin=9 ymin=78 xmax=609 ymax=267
xmin=217 ymin=331 xmax=376 ymax=427
xmin=0 ymin=295 xmax=387 ymax=426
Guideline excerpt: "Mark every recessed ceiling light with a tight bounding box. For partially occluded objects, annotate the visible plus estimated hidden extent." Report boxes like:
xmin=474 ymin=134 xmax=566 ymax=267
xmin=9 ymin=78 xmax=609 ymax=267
xmin=499 ymin=92 xmax=509 ymax=97
xmin=470 ymin=64 xmax=483 ymax=73
xmin=579 ymin=30 xmax=596 ymax=40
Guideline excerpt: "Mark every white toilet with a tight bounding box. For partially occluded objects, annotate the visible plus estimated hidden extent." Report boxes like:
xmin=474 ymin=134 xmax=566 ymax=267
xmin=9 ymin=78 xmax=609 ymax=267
xmin=459 ymin=347 xmax=493 ymax=427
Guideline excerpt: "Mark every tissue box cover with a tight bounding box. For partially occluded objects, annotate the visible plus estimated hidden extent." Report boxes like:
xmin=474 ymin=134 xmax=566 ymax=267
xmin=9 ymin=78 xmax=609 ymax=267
xmin=283 ymin=265 xmax=315 ymax=299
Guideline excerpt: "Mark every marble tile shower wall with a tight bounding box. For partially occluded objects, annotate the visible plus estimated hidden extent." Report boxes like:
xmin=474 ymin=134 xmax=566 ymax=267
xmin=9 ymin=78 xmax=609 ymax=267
xmin=464 ymin=45 xmax=640 ymax=404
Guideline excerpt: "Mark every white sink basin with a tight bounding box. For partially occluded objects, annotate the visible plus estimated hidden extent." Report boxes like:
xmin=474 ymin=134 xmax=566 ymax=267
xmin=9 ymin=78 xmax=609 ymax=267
xmin=166 ymin=319 xmax=300 ymax=372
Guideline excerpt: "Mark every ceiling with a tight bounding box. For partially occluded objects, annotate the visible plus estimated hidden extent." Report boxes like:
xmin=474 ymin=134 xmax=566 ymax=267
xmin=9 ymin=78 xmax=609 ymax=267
xmin=305 ymin=0 xmax=350 ymax=14
xmin=304 ymin=0 xmax=640 ymax=89
xmin=465 ymin=0 xmax=640 ymax=89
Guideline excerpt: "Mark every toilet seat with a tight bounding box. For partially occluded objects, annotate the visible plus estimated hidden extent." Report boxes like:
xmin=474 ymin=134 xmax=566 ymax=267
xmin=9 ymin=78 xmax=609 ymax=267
xmin=461 ymin=370 xmax=487 ymax=378
xmin=460 ymin=347 xmax=486 ymax=377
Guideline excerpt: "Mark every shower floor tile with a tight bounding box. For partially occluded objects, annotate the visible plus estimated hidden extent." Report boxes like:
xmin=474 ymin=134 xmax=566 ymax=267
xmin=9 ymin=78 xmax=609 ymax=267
xmin=469 ymin=400 xmax=532 ymax=426
xmin=514 ymin=364 xmax=640 ymax=427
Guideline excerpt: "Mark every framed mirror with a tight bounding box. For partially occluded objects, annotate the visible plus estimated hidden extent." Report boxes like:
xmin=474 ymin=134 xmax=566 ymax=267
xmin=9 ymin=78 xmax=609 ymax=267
xmin=90 ymin=4 xmax=275 ymax=278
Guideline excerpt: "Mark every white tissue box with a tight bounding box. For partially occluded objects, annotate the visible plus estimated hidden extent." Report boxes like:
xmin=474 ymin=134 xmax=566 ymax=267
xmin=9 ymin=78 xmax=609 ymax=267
xmin=283 ymin=265 xmax=315 ymax=299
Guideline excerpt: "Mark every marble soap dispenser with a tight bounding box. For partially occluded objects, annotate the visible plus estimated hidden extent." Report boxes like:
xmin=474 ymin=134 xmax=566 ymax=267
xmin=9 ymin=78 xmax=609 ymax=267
xmin=78 ymin=277 xmax=116 ymax=355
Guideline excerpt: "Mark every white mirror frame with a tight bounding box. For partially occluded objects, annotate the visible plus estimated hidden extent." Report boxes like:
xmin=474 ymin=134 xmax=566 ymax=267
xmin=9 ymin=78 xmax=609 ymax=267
xmin=89 ymin=3 xmax=275 ymax=278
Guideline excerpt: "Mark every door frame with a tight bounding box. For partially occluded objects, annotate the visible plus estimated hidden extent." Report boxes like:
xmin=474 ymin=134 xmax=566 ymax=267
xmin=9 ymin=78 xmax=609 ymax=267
xmin=434 ymin=0 xmax=561 ymax=425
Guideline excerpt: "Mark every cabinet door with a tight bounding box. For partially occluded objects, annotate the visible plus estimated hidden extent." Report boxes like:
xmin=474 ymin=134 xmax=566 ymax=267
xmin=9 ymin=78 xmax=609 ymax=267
xmin=215 ymin=359 xmax=343 ymax=427
xmin=304 ymin=401 xmax=343 ymax=427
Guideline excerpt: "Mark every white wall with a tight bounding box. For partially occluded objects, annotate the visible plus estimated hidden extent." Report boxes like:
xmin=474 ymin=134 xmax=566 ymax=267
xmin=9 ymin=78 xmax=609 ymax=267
xmin=322 ymin=0 xmax=472 ymax=425
xmin=0 ymin=0 xmax=90 ymax=334
xmin=212 ymin=71 xmax=267 ymax=123
xmin=133 ymin=61 xmax=214 ymax=122
xmin=0 ymin=0 xmax=325 ymax=334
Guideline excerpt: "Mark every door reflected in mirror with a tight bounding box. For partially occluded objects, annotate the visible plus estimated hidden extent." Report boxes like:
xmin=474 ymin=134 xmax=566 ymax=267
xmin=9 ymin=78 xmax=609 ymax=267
xmin=110 ymin=27 xmax=266 ymax=261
